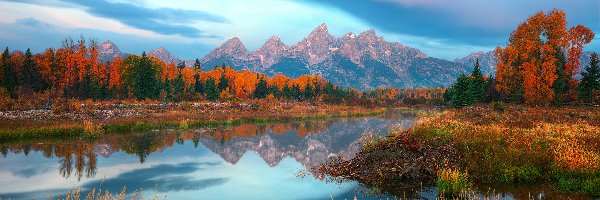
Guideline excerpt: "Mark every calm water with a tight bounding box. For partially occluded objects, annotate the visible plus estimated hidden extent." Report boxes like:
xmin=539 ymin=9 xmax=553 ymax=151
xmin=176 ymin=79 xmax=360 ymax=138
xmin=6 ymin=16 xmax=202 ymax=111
xmin=0 ymin=111 xmax=588 ymax=200
xmin=0 ymin=111 xmax=418 ymax=200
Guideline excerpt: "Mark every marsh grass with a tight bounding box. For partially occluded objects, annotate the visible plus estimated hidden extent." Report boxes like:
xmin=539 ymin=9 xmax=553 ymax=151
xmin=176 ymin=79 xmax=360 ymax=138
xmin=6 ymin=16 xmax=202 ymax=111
xmin=409 ymin=105 xmax=600 ymax=196
xmin=436 ymin=168 xmax=473 ymax=197
xmin=42 ymin=186 xmax=166 ymax=200
xmin=0 ymin=108 xmax=385 ymax=142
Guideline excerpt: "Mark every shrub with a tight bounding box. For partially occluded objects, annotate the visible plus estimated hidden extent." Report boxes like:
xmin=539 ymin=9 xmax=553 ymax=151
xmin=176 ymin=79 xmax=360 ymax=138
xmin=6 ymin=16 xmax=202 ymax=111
xmin=436 ymin=168 xmax=473 ymax=197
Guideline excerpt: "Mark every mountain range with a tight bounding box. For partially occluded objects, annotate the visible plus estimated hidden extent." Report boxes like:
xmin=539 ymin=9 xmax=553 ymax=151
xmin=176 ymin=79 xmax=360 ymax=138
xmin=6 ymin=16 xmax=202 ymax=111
xmin=98 ymin=24 xmax=597 ymax=90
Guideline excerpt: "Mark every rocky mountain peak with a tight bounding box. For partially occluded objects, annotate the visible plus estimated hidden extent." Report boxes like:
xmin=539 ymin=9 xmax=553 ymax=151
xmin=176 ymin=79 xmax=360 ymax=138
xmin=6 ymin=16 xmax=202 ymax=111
xmin=98 ymin=40 xmax=125 ymax=61
xmin=292 ymin=23 xmax=337 ymax=65
xmin=148 ymin=47 xmax=181 ymax=64
xmin=263 ymin=36 xmax=287 ymax=48
xmin=250 ymin=36 xmax=290 ymax=68
xmin=222 ymin=37 xmax=248 ymax=52
xmin=358 ymin=29 xmax=383 ymax=42
xmin=99 ymin=40 xmax=120 ymax=54
xmin=201 ymin=37 xmax=251 ymax=64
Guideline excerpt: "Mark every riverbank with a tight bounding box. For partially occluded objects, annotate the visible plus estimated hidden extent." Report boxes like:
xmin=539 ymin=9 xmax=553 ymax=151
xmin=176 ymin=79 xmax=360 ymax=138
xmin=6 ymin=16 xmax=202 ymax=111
xmin=317 ymin=104 xmax=600 ymax=198
xmin=0 ymin=100 xmax=385 ymax=141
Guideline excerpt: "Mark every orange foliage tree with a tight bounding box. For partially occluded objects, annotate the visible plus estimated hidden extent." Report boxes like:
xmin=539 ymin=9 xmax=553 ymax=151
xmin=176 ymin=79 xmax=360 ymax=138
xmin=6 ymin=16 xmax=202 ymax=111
xmin=495 ymin=9 xmax=594 ymax=105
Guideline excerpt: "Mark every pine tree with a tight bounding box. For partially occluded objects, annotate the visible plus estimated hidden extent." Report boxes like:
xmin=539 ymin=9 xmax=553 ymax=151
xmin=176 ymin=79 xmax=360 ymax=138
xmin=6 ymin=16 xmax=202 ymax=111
xmin=194 ymin=73 xmax=203 ymax=94
xmin=218 ymin=74 xmax=228 ymax=92
xmin=131 ymin=52 xmax=160 ymax=100
xmin=254 ymin=77 xmax=268 ymax=99
xmin=578 ymin=53 xmax=600 ymax=104
xmin=193 ymin=59 xmax=201 ymax=70
xmin=20 ymin=49 xmax=46 ymax=94
xmin=552 ymin=48 xmax=568 ymax=105
xmin=450 ymin=74 xmax=475 ymax=108
xmin=470 ymin=58 xmax=486 ymax=102
xmin=163 ymin=79 xmax=173 ymax=100
xmin=204 ymin=77 xmax=219 ymax=101
xmin=303 ymin=84 xmax=314 ymax=100
xmin=173 ymin=71 xmax=185 ymax=98
xmin=1 ymin=47 xmax=17 ymax=98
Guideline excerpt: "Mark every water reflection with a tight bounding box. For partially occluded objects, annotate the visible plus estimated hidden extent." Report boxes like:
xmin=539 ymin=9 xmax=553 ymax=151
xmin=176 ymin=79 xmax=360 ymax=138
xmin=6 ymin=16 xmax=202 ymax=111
xmin=0 ymin=111 xmax=417 ymax=200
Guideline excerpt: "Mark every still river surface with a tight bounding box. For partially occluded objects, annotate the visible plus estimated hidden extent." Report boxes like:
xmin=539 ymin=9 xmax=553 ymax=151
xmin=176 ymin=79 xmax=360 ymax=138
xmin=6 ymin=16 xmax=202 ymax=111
xmin=0 ymin=110 xmax=584 ymax=199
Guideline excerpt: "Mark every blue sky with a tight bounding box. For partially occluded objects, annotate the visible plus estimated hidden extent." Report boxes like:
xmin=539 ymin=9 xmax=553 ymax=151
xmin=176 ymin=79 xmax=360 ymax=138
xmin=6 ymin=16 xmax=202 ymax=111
xmin=0 ymin=0 xmax=598 ymax=60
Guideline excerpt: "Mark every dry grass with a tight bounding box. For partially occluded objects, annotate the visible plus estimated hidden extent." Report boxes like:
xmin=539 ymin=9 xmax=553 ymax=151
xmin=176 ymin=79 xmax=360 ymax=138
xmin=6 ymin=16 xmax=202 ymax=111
xmin=43 ymin=186 xmax=166 ymax=200
xmin=408 ymin=105 xmax=600 ymax=196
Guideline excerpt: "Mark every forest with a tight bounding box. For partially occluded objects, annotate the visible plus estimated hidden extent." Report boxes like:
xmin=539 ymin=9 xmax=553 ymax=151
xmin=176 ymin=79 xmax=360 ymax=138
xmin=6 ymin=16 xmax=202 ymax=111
xmin=0 ymin=37 xmax=448 ymax=112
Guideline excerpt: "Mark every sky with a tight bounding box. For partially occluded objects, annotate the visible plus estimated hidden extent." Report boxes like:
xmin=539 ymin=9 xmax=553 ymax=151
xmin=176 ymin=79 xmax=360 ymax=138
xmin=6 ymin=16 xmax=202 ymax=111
xmin=0 ymin=0 xmax=598 ymax=60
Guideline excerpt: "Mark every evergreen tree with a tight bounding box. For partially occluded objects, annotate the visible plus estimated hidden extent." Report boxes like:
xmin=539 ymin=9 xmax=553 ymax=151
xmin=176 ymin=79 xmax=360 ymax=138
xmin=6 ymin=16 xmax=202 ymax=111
xmin=484 ymin=76 xmax=499 ymax=102
xmin=177 ymin=61 xmax=186 ymax=70
xmin=20 ymin=49 xmax=46 ymax=94
xmin=131 ymin=52 xmax=160 ymax=100
xmin=254 ymin=77 xmax=268 ymax=99
xmin=282 ymin=84 xmax=291 ymax=99
xmin=79 ymin=73 xmax=100 ymax=99
xmin=163 ymin=79 xmax=173 ymax=100
xmin=450 ymin=74 xmax=475 ymax=108
xmin=173 ymin=71 xmax=185 ymax=98
xmin=303 ymin=84 xmax=314 ymax=100
xmin=218 ymin=75 xmax=228 ymax=92
xmin=204 ymin=77 xmax=219 ymax=101
xmin=194 ymin=59 xmax=201 ymax=71
xmin=267 ymin=85 xmax=280 ymax=98
xmin=194 ymin=73 xmax=203 ymax=94
xmin=470 ymin=59 xmax=486 ymax=101
xmin=578 ymin=53 xmax=600 ymax=104
xmin=552 ymin=48 xmax=569 ymax=105
xmin=290 ymin=84 xmax=302 ymax=101
xmin=1 ymin=47 xmax=17 ymax=98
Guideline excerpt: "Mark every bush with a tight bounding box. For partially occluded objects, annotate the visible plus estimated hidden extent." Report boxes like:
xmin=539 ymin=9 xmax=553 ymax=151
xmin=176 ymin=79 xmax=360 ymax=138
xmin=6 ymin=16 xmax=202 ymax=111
xmin=492 ymin=101 xmax=505 ymax=112
xmin=436 ymin=168 xmax=473 ymax=197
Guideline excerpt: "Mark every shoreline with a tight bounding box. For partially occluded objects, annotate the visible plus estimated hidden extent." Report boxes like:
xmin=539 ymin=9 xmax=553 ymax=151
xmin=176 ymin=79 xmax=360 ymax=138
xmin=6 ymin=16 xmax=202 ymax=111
xmin=0 ymin=101 xmax=386 ymax=142
xmin=316 ymin=105 xmax=600 ymax=198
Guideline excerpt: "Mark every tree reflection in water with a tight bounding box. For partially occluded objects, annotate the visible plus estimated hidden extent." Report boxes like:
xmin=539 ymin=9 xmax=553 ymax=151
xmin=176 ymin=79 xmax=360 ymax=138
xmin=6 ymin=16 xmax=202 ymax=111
xmin=0 ymin=113 xmax=415 ymax=182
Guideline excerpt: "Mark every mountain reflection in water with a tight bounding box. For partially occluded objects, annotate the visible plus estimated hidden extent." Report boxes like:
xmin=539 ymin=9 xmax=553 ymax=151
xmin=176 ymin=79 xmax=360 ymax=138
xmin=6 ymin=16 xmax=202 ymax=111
xmin=0 ymin=111 xmax=417 ymax=200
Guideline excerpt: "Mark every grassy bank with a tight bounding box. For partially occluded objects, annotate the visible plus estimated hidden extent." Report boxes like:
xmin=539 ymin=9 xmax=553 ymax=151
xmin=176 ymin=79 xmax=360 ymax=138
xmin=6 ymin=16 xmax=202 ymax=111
xmin=319 ymin=104 xmax=600 ymax=197
xmin=0 ymin=104 xmax=385 ymax=142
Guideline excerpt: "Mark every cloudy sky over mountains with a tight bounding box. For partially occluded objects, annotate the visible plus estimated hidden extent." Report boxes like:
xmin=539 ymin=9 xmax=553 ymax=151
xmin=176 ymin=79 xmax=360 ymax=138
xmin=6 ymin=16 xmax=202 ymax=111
xmin=0 ymin=0 xmax=598 ymax=60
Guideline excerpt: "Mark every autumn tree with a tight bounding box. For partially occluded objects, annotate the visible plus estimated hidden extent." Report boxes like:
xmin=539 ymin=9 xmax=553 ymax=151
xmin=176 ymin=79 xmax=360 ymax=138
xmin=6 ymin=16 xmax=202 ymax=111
xmin=495 ymin=9 xmax=594 ymax=105
xmin=1 ymin=47 xmax=18 ymax=98
xmin=578 ymin=53 xmax=600 ymax=104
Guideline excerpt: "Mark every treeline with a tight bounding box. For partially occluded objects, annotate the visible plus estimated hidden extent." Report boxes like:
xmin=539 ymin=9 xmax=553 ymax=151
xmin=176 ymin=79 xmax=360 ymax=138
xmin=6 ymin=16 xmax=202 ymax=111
xmin=447 ymin=9 xmax=599 ymax=107
xmin=0 ymin=37 xmax=358 ymax=103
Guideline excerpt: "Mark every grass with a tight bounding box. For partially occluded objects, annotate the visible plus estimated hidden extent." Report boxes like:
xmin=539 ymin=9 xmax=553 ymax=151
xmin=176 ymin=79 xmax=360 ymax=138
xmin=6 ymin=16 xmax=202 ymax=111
xmin=436 ymin=168 xmax=473 ymax=197
xmin=406 ymin=105 xmax=600 ymax=197
xmin=318 ymin=104 xmax=600 ymax=198
xmin=0 ymin=107 xmax=385 ymax=142
xmin=34 ymin=186 xmax=166 ymax=200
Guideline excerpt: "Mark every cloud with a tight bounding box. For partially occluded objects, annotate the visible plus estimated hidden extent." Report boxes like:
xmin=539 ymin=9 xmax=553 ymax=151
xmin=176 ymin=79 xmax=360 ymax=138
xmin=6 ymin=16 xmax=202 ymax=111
xmin=80 ymin=162 xmax=227 ymax=193
xmin=62 ymin=0 xmax=228 ymax=38
xmin=304 ymin=0 xmax=599 ymax=48
xmin=14 ymin=17 xmax=51 ymax=28
xmin=12 ymin=166 xmax=51 ymax=178
xmin=9 ymin=0 xmax=229 ymax=38
xmin=2 ymin=162 xmax=227 ymax=199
